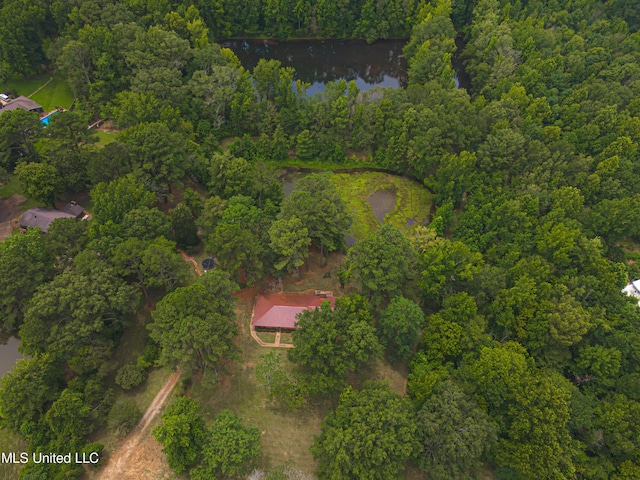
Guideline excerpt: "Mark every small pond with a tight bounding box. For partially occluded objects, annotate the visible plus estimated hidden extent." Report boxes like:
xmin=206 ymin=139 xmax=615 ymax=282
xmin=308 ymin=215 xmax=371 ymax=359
xmin=282 ymin=170 xmax=306 ymax=197
xmin=223 ymin=39 xmax=408 ymax=95
xmin=0 ymin=334 xmax=23 ymax=377
xmin=367 ymin=189 xmax=397 ymax=223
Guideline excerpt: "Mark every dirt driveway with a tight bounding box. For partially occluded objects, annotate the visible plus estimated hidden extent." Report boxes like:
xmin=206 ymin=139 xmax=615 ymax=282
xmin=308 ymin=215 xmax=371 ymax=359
xmin=93 ymin=371 xmax=181 ymax=480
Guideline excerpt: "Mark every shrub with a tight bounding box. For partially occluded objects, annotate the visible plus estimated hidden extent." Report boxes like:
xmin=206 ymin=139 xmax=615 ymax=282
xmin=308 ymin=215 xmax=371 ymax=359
xmin=107 ymin=400 xmax=141 ymax=437
xmin=137 ymin=342 xmax=160 ymax=368
xmin=115 ymin=363 xmax=147 ymax=390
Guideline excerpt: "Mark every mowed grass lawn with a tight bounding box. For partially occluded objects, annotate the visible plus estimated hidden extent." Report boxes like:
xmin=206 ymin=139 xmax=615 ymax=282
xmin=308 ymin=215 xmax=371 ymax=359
xmin=329 ymin=172 xmax=432 ymax=240
xmin=3 ymin=73 xmax=73 ymax=112
xmin=30 ymin=75 xmax=74 ymax=112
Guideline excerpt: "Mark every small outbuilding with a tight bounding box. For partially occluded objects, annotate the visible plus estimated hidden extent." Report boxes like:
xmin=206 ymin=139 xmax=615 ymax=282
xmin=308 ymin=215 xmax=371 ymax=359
xmin=19 ymin=208 xmax=76 ymax=233
xmin=62 ymin=202 xmax=85 ymax=219
xmin=251 ymin=292 xmax=336 ymax=332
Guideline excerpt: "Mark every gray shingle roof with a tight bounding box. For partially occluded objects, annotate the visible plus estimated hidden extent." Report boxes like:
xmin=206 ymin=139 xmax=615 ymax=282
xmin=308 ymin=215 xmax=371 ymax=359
xmin=19 ymin=208 xmax=76 ymax=233
xmin=0 ymin=96 xmax=42 ymax=115
xmin=63 ymin=203 xmax=85 ymax=218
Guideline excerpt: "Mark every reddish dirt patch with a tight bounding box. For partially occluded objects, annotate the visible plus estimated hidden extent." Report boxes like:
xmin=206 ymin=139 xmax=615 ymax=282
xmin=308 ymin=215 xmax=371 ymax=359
xmin=233 ymin=285 xmax=258 ymax=304
xmin=178 ymin=249 xmax=203 ymax=275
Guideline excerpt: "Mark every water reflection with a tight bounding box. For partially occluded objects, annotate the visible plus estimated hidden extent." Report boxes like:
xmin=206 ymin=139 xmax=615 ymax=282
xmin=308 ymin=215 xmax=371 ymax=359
xmin=0 ymin=333 xmax=22 ymax=377
xmin=452 ymin=36 xmax=472 ymax=90
xmin=223 ymin=39 xmax=408 ymax=95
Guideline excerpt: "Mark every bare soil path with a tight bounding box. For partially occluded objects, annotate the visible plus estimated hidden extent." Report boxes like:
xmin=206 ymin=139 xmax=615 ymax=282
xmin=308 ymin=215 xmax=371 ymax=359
xmin=95 ymin=370 xmax=181 ymax=480
xmin=178 ymin=249 xmax=203 ymax=275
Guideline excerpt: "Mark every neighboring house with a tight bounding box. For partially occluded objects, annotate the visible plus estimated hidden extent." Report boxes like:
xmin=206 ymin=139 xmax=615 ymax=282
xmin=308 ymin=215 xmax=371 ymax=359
xmin=251 ymin=292 xmax=336 ymax=331
xmin=62 ymin=202 xmax=85 ymax=219
xmin=19 ymin=208 xmax=76 ymax=233
xmin=0 ymin=96 xmax=43 ymax=116
xmin=623 ymin=280 xmax=640 ymax=306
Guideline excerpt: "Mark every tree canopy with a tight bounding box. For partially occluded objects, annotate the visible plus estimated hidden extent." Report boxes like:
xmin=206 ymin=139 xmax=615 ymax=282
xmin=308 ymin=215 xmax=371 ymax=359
xmin=2 ymin=0 xmax=640 ymax=476
xmin=311 ymin=382 xmax=416 ymax=480
xmin=289 ymin=294 xmax=381 ymax=395
xmin=149 ymin=270 xmax=239 ymax=380
xmin=153 ymin=396 xmax=206 ymax=474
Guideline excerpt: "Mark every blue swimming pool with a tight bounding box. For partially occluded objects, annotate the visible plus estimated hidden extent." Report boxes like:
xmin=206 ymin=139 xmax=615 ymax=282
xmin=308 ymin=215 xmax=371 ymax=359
xmin=40 ymin=110 xmax=59 ymax=125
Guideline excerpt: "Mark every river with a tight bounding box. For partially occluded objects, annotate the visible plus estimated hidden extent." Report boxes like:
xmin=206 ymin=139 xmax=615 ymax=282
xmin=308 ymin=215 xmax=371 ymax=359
xmin=222 ymin=39 xmax=408 ymax=95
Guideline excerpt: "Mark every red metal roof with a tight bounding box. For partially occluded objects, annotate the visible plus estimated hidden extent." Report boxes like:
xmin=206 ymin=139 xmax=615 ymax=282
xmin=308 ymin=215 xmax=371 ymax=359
xmin=252 ymin=293 xmax=335 ymax=329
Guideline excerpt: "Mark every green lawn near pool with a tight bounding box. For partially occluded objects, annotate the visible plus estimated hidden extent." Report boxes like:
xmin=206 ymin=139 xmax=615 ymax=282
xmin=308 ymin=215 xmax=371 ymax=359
xmin=3 ymin=74 xmax=74 ymax=112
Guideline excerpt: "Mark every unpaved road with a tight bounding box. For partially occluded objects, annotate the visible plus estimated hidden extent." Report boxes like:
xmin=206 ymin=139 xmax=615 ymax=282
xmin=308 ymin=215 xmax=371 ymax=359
xmin=96 ymin=370 xmax=181 ymax=480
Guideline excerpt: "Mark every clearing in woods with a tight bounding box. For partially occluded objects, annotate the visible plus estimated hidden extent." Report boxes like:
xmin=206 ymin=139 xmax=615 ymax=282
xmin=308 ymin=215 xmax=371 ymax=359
xmin=92 ymin=371 xmax=181 ymax=480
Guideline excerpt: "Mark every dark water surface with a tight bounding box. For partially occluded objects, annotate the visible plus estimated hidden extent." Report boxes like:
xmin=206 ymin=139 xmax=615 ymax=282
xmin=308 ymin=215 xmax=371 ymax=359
xmin=367 ymin=189 xmax=397 ymax=223
xmin=0 ymin=334 xmax=22 ymax=377
xmin=223 ymin=39 xmax=408 ymax=95
xmin=452 ymin=36 xmax=472 ymax=90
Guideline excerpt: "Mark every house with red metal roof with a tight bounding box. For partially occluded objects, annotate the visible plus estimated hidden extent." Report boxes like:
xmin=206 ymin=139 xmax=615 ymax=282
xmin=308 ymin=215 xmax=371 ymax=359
xmin=251 ymin=292 xmax=336 ymax=331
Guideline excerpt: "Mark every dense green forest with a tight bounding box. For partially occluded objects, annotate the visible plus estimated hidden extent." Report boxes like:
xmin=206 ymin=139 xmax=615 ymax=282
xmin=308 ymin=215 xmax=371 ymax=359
xmin=1 ymin=0 xmax=640 ymax=478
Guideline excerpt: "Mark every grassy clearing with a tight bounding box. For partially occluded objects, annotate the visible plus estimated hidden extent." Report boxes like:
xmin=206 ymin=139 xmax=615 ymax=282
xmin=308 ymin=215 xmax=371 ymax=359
xmin=3 ymin=74 xmax=73 ymax=112
xmin=0 ymin=174 xmax=37 ymax=213
xmin=329 ymin=172 xmax=432 ymax=240
xmin=30 ymin=74 xmax=74 ymax=111
xmin=109 ymin=310 xmax=152 ymax=374
xmin=3 ymin=77 xmax=44 ymax=97
xmin=0 ymin=174 xmax=23 ymax=198
xmin=89 ymin=308 xmax=174 ymax=453
xmin=282 ymin=249 xmax=353 ymax=294
xmin=94 ymin=130 xmax=118 ymax=147
xmin=189 ymin=294 xmax=328 ymax=476
xmin=0 ymin=429 xmax=27 ymax=479
xmin=106 ymin=309 xmax=168 ymax=417
xmin=185 ymin=251 xmax=411 ymax=477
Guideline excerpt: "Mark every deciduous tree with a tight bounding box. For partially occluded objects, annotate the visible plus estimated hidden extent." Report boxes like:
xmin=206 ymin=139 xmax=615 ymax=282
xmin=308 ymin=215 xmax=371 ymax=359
xmin=269 ymin=216 xmax=311 ymax=279
xmin=0 ymin=353 xmax=62 ymax=438
xmin=154 ymin=396 xmax=206 ymax=474
xmin=191 ymin=409 xmax=261 ymax=479
xmin=149 ymin=270 xmax=239 ymax=379
xmin=0 ymin=109 xmax=41 ymax=169
xmin=379 ymin=296 xmax=425 ymax=363
xmin=14 ymin=161 xmax=62 ymax=207
xmin=280 ymin=174 xmax=351 ymax=260
xmin=311 ymin=382 xmax=416 ymax=479
xmin=289 ymin=295 xmax=381 ymax=394
xmin=415 ymin=380 xmax=496 ymax=479
xmin=341 ymin=224 xmax=414 ymax=305
xmin=91 ymin=174 xmax=155 ymax=225
xmin=19 ymin=255 xmax=139 ymax=374
xmin=0 ymin=228 xmax=54 ymax=332
xmin=170 ymin=202 xmax=199 ymax=249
